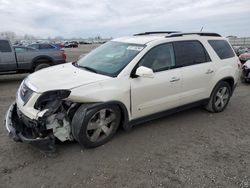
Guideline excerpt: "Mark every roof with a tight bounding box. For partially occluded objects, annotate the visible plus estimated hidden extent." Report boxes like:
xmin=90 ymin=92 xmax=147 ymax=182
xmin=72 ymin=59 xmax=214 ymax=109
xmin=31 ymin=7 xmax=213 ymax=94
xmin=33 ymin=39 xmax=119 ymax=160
xmin=112 ymin=32 xmax=222 ymax=45
xmin=112 ymin=35 xmax=165 ymax=45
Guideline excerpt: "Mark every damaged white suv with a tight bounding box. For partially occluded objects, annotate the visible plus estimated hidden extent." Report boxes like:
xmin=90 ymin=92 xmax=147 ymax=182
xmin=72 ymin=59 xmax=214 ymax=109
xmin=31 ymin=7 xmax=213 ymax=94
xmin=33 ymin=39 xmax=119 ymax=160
xmin=5 ymin=32 xmax=240 ymax=152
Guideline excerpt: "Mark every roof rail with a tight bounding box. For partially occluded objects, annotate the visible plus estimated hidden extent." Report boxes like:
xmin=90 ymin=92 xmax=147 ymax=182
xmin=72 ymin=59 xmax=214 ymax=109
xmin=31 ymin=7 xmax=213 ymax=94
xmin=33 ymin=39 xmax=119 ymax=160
xmin=166 ymin=32 xmax=221 ymax=38
xmin=134 ymin=31 xmax=180 ymax=36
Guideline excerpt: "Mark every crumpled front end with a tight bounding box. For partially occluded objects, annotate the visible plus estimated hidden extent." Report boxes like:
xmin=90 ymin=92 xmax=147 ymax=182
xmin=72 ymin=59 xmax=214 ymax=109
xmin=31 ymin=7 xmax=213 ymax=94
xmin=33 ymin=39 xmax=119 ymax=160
xmin=5 ymin=79 xmax=78 ymax=152
xmin=5 ymin=103 xmax=57 ymax=152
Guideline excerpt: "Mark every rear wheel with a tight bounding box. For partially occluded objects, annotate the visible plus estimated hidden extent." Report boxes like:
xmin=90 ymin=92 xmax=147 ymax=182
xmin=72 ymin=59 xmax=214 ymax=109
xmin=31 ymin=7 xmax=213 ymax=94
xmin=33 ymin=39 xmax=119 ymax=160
xmin=205 ymin=81 xmax=232 ymax=113
xmin=34 ymin=63 xmax=50 ymax=71
xmin=72 ymin=104 xmax=121 ymax=148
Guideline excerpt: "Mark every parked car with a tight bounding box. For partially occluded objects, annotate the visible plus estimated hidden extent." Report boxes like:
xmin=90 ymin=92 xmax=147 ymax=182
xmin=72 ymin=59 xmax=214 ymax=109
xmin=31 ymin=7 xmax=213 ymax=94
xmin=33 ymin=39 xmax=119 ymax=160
xmin=0 ymin=39 xmax=66 ymax=74
xmin=79 ymin=41 xmax=92 ymax=45
xmin=64 ymin=41 xmax=78 ymax=48
xmin=28 ymin=43 xmax=61 ymax=50
xmin=239 ymin=52 xmax=250 ymax=63
xmin=5 ymin=32 xmax=240 ymax=152
xmin=237 ymin=48 xmax=249 ymax=56
xmin=241 ymin=60 xmax=250 ymax=83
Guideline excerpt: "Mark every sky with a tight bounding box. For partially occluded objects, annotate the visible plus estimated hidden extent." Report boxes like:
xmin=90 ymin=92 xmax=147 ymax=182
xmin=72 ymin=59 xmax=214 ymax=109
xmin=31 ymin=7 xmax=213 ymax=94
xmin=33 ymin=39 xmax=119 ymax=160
xmin=0 ymin=0 xmax=249 ymax=38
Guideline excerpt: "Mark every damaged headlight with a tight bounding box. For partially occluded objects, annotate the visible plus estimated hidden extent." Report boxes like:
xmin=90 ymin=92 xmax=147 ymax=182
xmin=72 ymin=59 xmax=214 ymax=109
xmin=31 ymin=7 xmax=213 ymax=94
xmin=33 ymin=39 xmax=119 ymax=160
xmin=34 ymin=90 xmax=71 ymax=110
xmin=19 ymin=81 xmax=34 ymax=104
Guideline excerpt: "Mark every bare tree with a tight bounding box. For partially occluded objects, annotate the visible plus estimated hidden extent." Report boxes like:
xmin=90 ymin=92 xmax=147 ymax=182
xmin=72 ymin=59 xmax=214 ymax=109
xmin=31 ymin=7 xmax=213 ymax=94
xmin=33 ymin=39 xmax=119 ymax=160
xmin=0 ymin=31 xmax=16 ymax=41
xmin=24 ymin=34 xmax=36 ymax=40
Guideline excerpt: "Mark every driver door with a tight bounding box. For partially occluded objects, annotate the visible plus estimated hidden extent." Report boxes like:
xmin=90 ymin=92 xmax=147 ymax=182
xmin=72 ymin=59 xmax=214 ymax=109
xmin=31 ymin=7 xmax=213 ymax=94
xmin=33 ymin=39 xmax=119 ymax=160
xmin=130 ymin=43 xmax=182 ymax=119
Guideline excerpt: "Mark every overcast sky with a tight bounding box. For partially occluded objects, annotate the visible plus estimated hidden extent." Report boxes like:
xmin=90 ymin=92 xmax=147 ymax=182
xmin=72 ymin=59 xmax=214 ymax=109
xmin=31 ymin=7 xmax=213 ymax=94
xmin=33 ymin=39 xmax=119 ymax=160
xmin=0 ymin=0 xmax=249 ymax=38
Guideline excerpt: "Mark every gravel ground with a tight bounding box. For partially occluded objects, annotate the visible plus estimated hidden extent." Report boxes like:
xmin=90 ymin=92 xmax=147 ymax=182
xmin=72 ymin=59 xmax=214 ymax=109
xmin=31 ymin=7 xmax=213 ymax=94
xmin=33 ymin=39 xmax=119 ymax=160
xmin=0 ymin=45 xmax=250 ymax=188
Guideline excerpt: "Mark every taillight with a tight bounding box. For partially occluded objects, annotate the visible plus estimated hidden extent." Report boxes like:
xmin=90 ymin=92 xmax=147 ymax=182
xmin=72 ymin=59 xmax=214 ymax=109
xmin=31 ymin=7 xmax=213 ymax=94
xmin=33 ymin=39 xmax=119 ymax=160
xmin=62 ymin=52 xmax=66 ymax=60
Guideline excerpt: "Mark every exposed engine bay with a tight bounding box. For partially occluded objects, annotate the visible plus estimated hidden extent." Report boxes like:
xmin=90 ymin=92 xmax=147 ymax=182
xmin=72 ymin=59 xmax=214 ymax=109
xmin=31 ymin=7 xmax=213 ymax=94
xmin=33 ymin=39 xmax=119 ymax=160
xmin=35 ymin=100 xmax=78 ymax=142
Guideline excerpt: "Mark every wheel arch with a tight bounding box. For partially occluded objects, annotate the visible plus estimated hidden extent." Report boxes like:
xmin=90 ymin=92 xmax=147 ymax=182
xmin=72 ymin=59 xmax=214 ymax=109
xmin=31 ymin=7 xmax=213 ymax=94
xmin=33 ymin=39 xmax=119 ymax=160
xmin=32 ymin=55 xmax=55 ymax=69
xmin=210 ymin=76 xmax=235 ymax=97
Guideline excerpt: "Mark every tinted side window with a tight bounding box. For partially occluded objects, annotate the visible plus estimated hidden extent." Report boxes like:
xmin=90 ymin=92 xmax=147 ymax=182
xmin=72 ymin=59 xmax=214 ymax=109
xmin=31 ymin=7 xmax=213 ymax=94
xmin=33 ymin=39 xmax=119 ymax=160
xmin=139 ymin=43 xmax=175 ymax=72
xmin=174 ymin=41 xmax=210 ymax=67
xmin=208 ymin=40 xmax=235 ymax=59
xmin=0 ymin=40 xmax=12 ymax=52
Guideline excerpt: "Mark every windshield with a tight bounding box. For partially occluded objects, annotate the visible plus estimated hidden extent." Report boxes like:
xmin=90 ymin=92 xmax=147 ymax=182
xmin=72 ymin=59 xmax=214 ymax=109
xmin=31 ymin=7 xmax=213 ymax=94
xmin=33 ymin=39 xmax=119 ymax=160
xmin=76 ymin=41 xmax=145 ymax=77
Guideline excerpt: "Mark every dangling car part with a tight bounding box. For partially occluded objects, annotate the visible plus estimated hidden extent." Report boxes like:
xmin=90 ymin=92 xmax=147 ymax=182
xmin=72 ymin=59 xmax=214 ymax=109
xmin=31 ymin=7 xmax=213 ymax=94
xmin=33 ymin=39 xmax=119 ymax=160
xmin=5 ymin=92 xmax=78 ymax=152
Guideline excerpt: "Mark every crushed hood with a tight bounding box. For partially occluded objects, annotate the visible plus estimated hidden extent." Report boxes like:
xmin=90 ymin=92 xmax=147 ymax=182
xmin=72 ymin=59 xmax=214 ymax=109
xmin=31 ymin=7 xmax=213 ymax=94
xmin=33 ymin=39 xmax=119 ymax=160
xmin=27 ymin=63 xmax=110 ymax=93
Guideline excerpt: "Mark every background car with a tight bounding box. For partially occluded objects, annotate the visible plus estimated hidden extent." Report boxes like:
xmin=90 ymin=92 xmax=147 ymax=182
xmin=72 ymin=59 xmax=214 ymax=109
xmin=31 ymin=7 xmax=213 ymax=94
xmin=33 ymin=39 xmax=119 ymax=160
xmin=239 ymin=52 xmax=250 ymax=63
xmin=237 ymin=47 xmax=249 ymax=56
xmin=64 ymin=41 xmax=79 ymax=48
xmin=0 ymin=39 xmax=66 ymax=74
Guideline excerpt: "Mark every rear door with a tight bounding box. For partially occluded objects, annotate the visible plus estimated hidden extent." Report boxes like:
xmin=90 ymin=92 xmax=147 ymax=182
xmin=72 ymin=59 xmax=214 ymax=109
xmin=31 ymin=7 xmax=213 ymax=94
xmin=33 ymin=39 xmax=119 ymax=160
xmin=14 ymin=47 xmax=34 ymax=70
xmin=0 ymin=40 xmax=17 ymax=72
xmin=173 ymin=40 xmax=214 ymax=105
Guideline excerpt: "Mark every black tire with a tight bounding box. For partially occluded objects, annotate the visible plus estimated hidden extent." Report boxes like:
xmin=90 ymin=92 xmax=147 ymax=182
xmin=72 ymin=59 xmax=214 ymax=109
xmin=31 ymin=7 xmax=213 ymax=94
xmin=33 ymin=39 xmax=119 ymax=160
xmin=34 ymin=63 xmax=50 ymax=72
xmin=205 ymin=81 xmax=232 ymax=113
xmin=72 ymin=104 xmax=121 ymax=148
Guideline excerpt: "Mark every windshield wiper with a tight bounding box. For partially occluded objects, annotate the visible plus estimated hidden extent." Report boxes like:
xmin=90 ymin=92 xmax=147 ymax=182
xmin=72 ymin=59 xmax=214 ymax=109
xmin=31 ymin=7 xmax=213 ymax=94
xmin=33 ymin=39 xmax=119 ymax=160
xmin=79 ymin=66 xmax=97 ymax=73
xmin=72 ymin=61 xmax=79 ymax=67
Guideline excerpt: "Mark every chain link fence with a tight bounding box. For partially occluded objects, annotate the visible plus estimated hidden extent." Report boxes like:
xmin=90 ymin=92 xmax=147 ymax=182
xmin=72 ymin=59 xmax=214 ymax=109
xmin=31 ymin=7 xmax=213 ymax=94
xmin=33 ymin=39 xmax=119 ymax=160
xmin=228 ymin=37 xmax=250 ymax=48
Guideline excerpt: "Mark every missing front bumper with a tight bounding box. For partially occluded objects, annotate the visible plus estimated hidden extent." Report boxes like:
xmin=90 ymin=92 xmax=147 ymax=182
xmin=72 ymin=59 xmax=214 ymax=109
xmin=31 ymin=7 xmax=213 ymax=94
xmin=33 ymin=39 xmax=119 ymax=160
xmin=5 ymin=103 xmax=56 ymax=152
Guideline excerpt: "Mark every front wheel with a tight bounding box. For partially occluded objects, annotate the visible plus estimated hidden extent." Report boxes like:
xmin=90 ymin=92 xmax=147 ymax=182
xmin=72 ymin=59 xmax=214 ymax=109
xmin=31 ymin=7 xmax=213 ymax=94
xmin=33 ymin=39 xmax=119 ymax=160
xmin=205 ymin=81 xmax=232 ymax=113
xmin=72 ymin=104 xmax=121 ymax=148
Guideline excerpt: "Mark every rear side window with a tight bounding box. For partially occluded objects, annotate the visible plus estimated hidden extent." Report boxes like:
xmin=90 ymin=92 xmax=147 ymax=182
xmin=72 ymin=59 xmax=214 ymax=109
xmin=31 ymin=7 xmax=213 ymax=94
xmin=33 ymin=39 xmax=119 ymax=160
xmin=0 ymin=40 xmax=12 ymax=52
xmin=29 ymin=44 xmax=39 ymax=49
xmin=173 ymin=40 xmax=210 ymax=67
xmin=208 ymin=40 xmax=235 ymax=59
xmin=15 ymin=47 xmax=27 ymax=52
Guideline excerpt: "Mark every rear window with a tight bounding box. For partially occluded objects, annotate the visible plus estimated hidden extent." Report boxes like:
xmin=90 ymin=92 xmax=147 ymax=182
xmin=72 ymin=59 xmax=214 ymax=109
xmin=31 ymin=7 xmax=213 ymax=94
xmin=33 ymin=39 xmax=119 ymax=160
xmin=173 ymin=40 xmax=211 ymax=67
xmin=208 ymin=40 xmax=235 ymax=59
xmin=0 ymin=40 xmax=12 ymax=52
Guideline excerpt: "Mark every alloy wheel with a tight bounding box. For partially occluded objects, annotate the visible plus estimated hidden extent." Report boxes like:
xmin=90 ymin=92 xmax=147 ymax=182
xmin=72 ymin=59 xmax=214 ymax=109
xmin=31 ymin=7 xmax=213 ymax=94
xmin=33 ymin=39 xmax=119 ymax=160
xmin=86 ymin=108 xmax=116 ymax=142
xmin=214 ymin=86 xmax=230 ymax=111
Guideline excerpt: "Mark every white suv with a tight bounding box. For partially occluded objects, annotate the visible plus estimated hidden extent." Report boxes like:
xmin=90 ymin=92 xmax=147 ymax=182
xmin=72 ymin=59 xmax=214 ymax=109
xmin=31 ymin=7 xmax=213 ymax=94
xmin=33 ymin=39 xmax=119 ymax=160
xmin=5 ymin=32 xmax=240 ymax=152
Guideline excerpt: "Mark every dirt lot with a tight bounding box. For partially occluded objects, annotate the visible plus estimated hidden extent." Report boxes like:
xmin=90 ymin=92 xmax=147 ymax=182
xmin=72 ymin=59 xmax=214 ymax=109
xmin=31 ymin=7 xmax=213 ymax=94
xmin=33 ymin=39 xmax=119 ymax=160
xmin=0 ymin=45 xmax=250 ymax=188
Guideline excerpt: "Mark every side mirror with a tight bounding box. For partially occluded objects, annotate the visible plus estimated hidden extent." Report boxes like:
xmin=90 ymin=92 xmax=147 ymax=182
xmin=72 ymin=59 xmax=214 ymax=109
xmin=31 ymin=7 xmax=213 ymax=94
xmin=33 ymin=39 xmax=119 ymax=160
xmin=135 ymin=66 xmax=154 ymax=78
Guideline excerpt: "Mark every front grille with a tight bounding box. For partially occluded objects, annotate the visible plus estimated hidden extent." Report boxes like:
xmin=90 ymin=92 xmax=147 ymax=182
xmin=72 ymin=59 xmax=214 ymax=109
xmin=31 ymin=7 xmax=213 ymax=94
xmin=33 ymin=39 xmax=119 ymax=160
xmin=16 ymin=107 xmax=37 ymax=128
xmin=19 ymin=82 xmax=33 ymax=104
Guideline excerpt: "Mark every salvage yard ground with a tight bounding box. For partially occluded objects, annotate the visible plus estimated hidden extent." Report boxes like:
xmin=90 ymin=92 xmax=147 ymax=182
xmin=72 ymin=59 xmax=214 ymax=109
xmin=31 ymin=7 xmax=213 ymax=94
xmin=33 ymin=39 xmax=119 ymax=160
xmin=0 ymin=45 xmax=250 ymax=188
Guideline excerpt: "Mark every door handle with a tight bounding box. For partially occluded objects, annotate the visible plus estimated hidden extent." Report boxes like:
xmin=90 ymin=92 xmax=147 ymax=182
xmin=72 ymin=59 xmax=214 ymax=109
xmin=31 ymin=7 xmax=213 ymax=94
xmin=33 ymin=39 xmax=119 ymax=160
xmin=170 ymin=77 xmax=180 ymax=82
xmin=206 ymin=69 xmax=214 ymax=74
